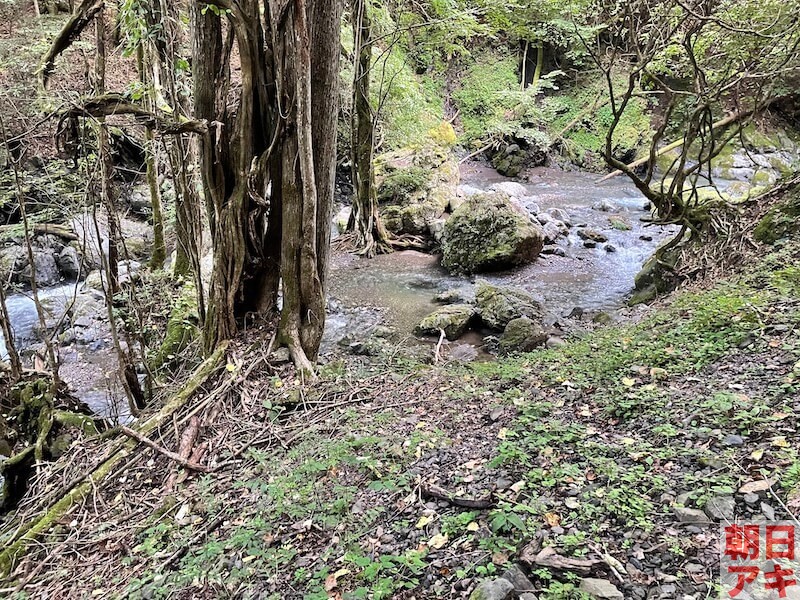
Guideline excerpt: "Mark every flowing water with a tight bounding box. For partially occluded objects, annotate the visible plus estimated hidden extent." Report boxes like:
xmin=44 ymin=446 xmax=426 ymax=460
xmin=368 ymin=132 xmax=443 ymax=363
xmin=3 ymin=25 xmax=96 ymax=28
xmin=2 ymin=167 xmax=674 ymax=410
xmin=326 ymin=167 xmax=676 ymax=348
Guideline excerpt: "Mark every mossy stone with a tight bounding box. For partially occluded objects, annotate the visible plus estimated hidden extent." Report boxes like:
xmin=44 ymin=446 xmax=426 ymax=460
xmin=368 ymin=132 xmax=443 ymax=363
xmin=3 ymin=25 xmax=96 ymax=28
xmin=442 ymin=193 xmax=544 ymax=274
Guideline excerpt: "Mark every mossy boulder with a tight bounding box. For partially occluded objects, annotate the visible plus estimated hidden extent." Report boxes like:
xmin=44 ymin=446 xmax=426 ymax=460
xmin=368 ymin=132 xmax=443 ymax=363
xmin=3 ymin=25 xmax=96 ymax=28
xmin=376 ymin=146 xmax=458 ymax=238
xmin=476 ymin=281 xmax=543 ymax=330
xmin=415 ymin=304 xmax=476 ymax=340
xmin=442 ymin=193 xmax=544 ymax=274
xmin=754 ymin=190 xmax=800 ymax=245
xmin=499 ymin=317 xmax=548 ymax=353
xmin=630 ymin=247 xmax=681 ymax=305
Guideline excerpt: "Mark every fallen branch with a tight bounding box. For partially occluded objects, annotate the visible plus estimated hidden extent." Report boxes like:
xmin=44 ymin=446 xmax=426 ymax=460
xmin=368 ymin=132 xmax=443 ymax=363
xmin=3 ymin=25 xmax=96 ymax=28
xmin=38 ymin=0 xmax=105 ymax=89
xmin=433 ymin=329 xmax=445 ymax=364
xmin=119 ymin=425 xmax=211 ymax=473
xmin=0 ymin=342 xmax=229 ymax=577
xmin=58 ymin=94 xmax=208 ymax=137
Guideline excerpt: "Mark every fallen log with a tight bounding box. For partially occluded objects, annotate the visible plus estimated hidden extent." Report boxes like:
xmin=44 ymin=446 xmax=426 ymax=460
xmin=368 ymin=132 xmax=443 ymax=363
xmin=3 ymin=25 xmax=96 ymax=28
xmin=0 ymin=223 xmax=77 ymax=241
xmin=0 ymin=342 xmax=229 ymax=577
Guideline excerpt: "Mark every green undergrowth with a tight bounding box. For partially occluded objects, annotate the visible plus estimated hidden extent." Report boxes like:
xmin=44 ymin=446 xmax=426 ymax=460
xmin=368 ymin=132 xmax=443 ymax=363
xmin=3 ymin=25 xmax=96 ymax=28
xmin=451 ymin=53 xmax=652 ymax=169
xmin=457 ymin=236 xmax=800 ymax=597
xmin=30 ymin=229 xmax=798 ymax=600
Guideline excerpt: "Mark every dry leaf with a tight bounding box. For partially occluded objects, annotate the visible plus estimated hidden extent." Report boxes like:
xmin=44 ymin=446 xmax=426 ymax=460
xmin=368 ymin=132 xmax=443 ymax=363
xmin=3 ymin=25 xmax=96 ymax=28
xmin=416 ymin=515 xmax=432 ymax=529
xmin=739 ymin=479 xmax=774 ymax=494
xmin=544 ymin=512 xmax=561 ymax=527
xmin=428 ymin=533 xmax=449 ymax=549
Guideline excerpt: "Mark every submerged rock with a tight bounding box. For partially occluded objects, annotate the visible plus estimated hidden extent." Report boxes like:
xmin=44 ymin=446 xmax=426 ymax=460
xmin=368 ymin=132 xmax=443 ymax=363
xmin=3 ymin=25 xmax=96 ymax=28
xmin=415 ymin=304 xmax=475 ymax=340
xmin=476 ymin=281 xmax=543 ymax=330
xmin=442 ymin=193 xmax=544 ymax=274
xmin=577 ymin=228 xmax=608 ymax=243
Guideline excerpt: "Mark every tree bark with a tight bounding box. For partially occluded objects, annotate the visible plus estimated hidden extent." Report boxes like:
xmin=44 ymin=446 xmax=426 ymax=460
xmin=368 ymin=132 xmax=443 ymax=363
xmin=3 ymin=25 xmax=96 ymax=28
xmin=347 ymin=0 xmax=392 ymax=258
xmin=195 ymin=0 xmax=342 ymax=371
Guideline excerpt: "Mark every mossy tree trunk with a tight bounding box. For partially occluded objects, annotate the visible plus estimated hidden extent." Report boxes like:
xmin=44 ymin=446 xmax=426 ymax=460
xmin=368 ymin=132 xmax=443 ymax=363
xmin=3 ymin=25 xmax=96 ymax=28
xmin=197 ymin=0 xmax=342 ymax=373
xmin=144 ymin=126 xmax=167 ymax=269
xmin=347 ymin=0 xmax=392 ymax=258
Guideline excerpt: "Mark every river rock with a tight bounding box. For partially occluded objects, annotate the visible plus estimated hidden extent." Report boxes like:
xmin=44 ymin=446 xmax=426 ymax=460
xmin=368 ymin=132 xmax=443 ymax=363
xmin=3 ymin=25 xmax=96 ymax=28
xmin=469 ymin=578 xmax=514 ymax=600
xmin=415 ymin=304 xmax=475 ymax=340
xmin=579 ymin=578 xmax=623 ymax=599
xmin=0 ymin=246 xmax=26 ymax=282
xmin=19 ymin=251 xmax=61 ymax=287
xmin=442 ymin=192 xmax=544 ymax=274
xmin=542 ymin=220 xmax=568 ymax=243
xmin=458 ymin=184 xmax=483 ymax=198
xmin=547 ymin=208 xmax=572 ymax=226
xmin=57 ymin=246 xmax=82 ymax=280
xmin=592 ymin=199 xmax=618 ymax=212
xmin=129 ymin=190 xmax=152 ymax=217
xmin=377 ymin=146 xmax=458 ymax=238
xmin=577 ymin=229 xmax=608 ymax=243
xmin=500 ymin=317 xmax=548 ymax=353
xmin=476 ymin=282 xmax=543 ymax=330
xmin=489 ymin=181 xmax=528 ymax=199
xmin=518 ymin=197 xmax=541 ymax=216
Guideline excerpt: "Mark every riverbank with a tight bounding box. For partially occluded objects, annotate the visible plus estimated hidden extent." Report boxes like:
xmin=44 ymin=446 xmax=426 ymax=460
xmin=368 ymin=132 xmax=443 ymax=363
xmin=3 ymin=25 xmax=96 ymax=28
xmin=2 ymin=182 xmax=797 ymax=599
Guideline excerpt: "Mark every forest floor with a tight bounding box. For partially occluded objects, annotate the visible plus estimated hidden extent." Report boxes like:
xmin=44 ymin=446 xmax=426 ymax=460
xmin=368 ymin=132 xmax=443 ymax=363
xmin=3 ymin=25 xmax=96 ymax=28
xmin=1 ymin=201 xmax=799 ymax=600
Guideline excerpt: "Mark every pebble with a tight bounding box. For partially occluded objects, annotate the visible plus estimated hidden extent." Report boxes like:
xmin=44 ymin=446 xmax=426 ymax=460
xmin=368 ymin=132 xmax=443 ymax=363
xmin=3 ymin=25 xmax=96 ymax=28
xmin=722 ymin=434 xmax=744 ymax=447
xmin=674 ymin=506 xmax=710 ymax=523
xmin=743 ymin=493 xmax=759 ymax=505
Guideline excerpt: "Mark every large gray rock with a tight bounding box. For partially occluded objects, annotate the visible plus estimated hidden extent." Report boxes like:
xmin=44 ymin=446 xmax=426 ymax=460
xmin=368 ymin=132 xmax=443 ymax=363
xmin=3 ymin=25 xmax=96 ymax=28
xmin=469 ymin=578 xmax=515 ymax=600
xmin=476 ymin=281 xmax=543 ymax=331
xmin=57 ymin=246 xmax=82 ymax=280
xmin=579 ymin=578 xmax=623 ymax=599
xmin=0 ymin=246 xmax=26 ymax=283
xmin=442 ymin=193 xmax=544 ymax=274
xmin=19 ymin=251 xmax=61 ymax=286
xmin=377 ymin=146 xmax=458 ymax=238
xmin=415 ymin=304 xmax=475 ymax=340
xmin=500 ymin=317 xmax=548 ymax=353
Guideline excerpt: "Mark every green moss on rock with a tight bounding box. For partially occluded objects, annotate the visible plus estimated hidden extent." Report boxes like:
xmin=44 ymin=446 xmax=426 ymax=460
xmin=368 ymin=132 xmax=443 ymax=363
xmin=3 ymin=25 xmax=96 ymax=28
xmin=475 ymin=281 xmax=543 ymax=331
xmin=754 ymin=190 xmax=800 ymax=245
xmin=442 ymin=193 xmax=544 ymax=274
xmin=415 ymin=304 xmax=475 ymax=340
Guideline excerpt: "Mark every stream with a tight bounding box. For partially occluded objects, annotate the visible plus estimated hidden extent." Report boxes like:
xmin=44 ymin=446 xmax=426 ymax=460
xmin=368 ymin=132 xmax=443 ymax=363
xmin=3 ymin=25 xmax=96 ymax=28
xmin=2 ymin=167 xmax=673 ymax=415
xmin=327 ymin=167 xmax=675 ymax=350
